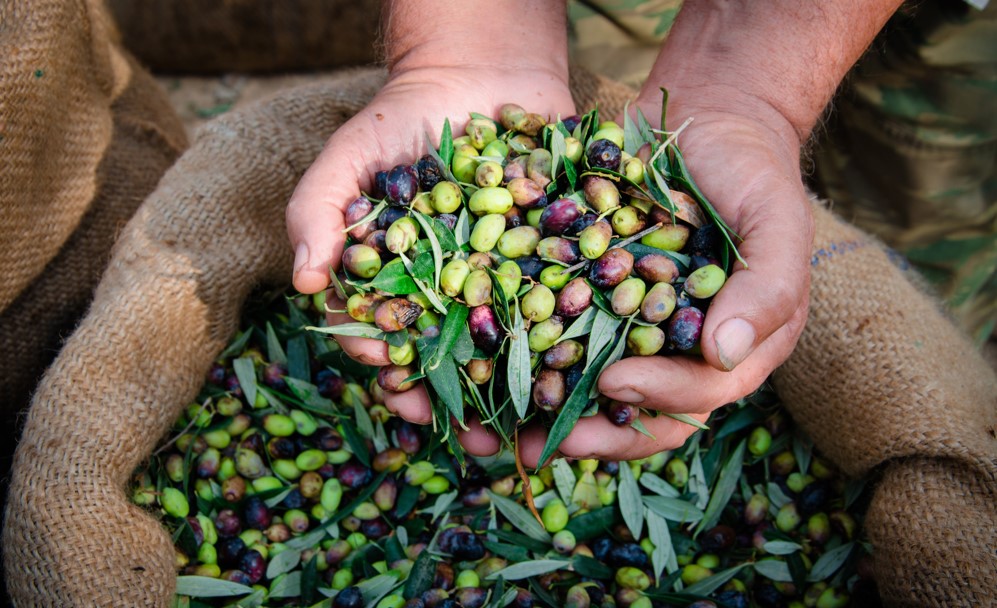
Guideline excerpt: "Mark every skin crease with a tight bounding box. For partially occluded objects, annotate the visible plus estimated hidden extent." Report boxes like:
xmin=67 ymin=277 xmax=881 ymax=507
xmin=288 ymin=0 xmax=904 ymax=467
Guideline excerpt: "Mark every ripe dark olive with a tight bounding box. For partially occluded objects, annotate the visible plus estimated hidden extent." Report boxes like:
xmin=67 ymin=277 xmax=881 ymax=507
xmin=587 ymin=139 xmax=622 ymax=171
xmin=416 ymin=154 xmax=444 ymax=190
xmin=385 ymin=164 xmax=419 ymax=206
xmin=589 ymin=248 xmax=634 ymax=290
xmin=539 ymin=198 xmax=583 ymax=236
xmin=668 ymin=306 xmax=705 ymax=350
xmin=555 ymin=278 xmax=593 ymax=318
xmin=468 ymin=305 xmax=502 ymax=355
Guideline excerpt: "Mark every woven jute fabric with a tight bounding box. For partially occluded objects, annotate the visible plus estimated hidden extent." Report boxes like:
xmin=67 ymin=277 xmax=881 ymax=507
xmin=0 ymin=0 xmax=188 ymax=568
xmin=1 ymin=65 xmax=636 ymax=607
xmin=774 ymin=202 xmax=997 ymax=607
xmin=107 ymin=0 xmax=381 ymax=74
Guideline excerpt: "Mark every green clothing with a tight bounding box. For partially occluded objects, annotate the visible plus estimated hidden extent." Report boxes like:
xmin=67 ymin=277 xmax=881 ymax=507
xmin=568 ymin=0 xmax=997 ymax=344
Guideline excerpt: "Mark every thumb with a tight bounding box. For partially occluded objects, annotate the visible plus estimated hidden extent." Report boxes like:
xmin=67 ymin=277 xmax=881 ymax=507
xmin=286 ymin=121 xmax=381 ymax=294
xmin=698 ymin=180 xmax=813 ymax=372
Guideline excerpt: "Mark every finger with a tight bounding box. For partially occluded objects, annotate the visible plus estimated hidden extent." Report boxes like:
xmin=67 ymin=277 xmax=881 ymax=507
xmin=325 ymin=294 xmax=390 ymax=366
xmin=517 ymin=424 xmax=553 ymax=469
xmin=698 ymin=179 xmax=813 ymax=373
xmin=457 ymin=413 xmax=501 ymax=457
xmin=556 ymin=411 xmax=709 ymax=462
xmin=598 ymin=303 xmax=807 ymax=413
xmin=286 ymin=121 xmax=380 ymax=294
xmin=383 ymin=383 xmax=433 ymax=425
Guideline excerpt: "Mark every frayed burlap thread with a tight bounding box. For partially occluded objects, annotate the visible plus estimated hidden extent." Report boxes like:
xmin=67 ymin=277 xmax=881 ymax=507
xmin=774 ymin=202 xmax=997 ymax=607
xmin=2 ymin=66 xmax=636 ymax=607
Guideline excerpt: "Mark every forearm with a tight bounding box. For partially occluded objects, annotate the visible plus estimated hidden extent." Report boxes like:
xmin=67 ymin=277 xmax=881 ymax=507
xmin=641 ymin=0 xmax=903 ymax=146
xmin=383 ymin=0 xmax=569 ymax=76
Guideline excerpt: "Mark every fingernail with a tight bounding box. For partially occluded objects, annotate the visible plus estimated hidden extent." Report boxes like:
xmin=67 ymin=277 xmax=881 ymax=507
xmin=603 ymin=388 xmax=644 ymax=404
xmin=715 ymin=318 xmax=756 ymax=371
xmin=293 ymin=242 xmax=310 ymax=276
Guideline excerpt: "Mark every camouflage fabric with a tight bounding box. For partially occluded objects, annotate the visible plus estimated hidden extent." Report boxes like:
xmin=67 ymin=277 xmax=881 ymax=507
xmin=569 ymin=0 xmax=997 ymax=346
xmin=812 ymin=1 xmax=997 ymax=345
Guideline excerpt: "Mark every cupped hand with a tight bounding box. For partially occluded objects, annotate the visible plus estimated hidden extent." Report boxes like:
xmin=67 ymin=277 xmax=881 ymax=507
xmin=520 ymin=94 xmax=814 ymax=467
xmin=286 ymin=65 xmax=575 ymax=453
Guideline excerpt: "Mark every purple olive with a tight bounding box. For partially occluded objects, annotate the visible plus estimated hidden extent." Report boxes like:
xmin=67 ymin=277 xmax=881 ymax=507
xmin=533 ymin=369 xmax=566 ymax=411
xmin=668 ymin=306 xmax=705 ymax=350
xmin=338 ymin=462 xmax=373 ymax=490
xmin=503 ymin=155 xmax=528 ymax=182
xmin=214 ymin=509 xmax=242 ymax=538
xmin=589 ymin=248 xmax=634 ymax=289
xmin=554 ymin=278 xmax=593 ymax=318
xmin=372 ymin=170 xmax=389 ymax=199
xmin=688 ymin=224 xmax=721 ymax=256
xmin=313 ymin=426 xmax=343 ymax=451
xmin=345 ymin=196 xmax=376 ymax=242
xmin=239 ymin=550 xmax=266 ymax=584
xmin=536 ymin=237 xmax=581 ymax=264
xmin=216 ymin=536 xmax=246 ymax=569
xmin=395 ymin=421 xmax=422 ymax=455
xmin=468 ymin=305 xmax=502 ymax=354
xmin=377 ymin=206 xmax=407 ymax=231
xmin=539 ymin=198 xmax=583 ymax=236
xmin=507 ymin=177 xmax=548 ymax=209
xmin=543 ymin=340 xmax=585 ymax=370
xmin=587 ymin=139 xmax=621 ymax=171
xmin=608 ymin=402 xmax=638 ymax=426
xmin=386 ymin=164 xmax=419 ymax=206
xmin=515 ymin=255 xmax=545 ymax=281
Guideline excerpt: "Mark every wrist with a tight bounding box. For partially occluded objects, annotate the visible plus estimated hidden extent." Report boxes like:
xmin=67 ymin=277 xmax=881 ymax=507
xmin=383 ymin=0 xmax=568 ymax=81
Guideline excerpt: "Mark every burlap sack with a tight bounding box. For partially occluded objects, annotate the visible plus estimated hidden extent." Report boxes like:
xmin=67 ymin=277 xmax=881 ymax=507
xmin=0 ymin=0 xmax=188 ymax=533
xmin=106 ymin=0 xmax=381 ymax=74
xmin=773 ymin=203 xmax=997 ymax=607
xmin=1 ymin=65 xmax=635 ymax=607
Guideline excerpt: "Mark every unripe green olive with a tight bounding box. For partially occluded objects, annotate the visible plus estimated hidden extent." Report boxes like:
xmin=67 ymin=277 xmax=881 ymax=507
xmin=527 ymin=148 xmax=553 ymax=189
xmin=528 ymin=316 xmax=564 ymax=352
xmin=541 ymin=499 xmax=569 ymax=533
xmin=494 ymin=260 xmax=523 ymax=300
xmin=441 ymin=258 xmax=472 ymax=297
xmin=539 ymin=265 xmax=571 ymax=290
xmin=627 ymin=326 xmax=665 ymax=356
xmin=475 ymin=160 xmax=504 ymax=188
xmin=684 ymin=264 xmax=726 ymax=299
xmin=342 ymin=244 xmax=381 ymax=278
xmin=469 ymin=187 xmax=514 ymax=216
xmin=611 ymin=277 xmax=647 ymax=316
xmin=521 ymin=284 xmax=555 ymax=322
xmin=579 ymin=221 xmax=613 ymax=260
xmin=641 ymin=223 xmax=690 ymax=251
xmin=463 ymin=269 xmax=493 ymax=307
xmin=496 ymin=226 xmax=541 ymax=259
xmin=386 ymin=217 xmax=420 ymax=254
xmin=430 ymin=181 xmax=463 ymax=214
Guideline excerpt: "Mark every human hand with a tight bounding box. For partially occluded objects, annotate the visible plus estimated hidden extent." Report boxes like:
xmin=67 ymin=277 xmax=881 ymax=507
xmin=287 ymin=65 xmax=575 ymax=454
xmin=516 ymin=91 xmax=814 ymax=467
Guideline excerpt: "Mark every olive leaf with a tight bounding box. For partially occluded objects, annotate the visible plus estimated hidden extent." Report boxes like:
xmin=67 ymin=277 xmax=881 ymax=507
xmin=643 ymin=496 xmax=705 ymax=523
xmin=487 ymin=559 xmax=570 ymax=581
xmin=412 ymin=211 xmax=445 ymax=291
xmin=584 ymin=309 xmax=622 ymax=373
xmin=662 ymin=413 xmax=709 ymax=431
xmin=508 ymin=300 xmax=531 ymax=419
xmin=550 ymin=458 xmax=576 ymax=506
xmin=343 ymin=200 xmax=387 ymax=236
xmin=427 ymin=303 xmax=469 ymax=369
xmin=486 ymin=490 xmax=551 ymax=543
xmin=646 ymin=508 xmax=675 ymax=586
xmin=455 ymin=208 xmax=471 ymax=248
xmin=283 ymin=378 xmax=336 ymax=416
xmin=265 ymin=548 xmax=301 ymax=579
xmin=403 ymin=549 xmax=437 ymax=600
xmin=572 ymin=555 xmax=614 ymax=580
xmin=306 ymin=323 xmax=408 ymax=347
xmin=695 ymin=439 xmax=746 ymax=536
xmin=232 ymin=357 xmax=257 ymax=408
xmin=218 ymin=328 xmax=252 ymax=359
xmin=683 ymin=564 xmax=752 ymax=596
xmin=285 ymin=334 xmax=309 ymax=381
xmin=618 ymin=461 xmax=644 ymax=539
xmin=265 ymin=322 xmax=288 ymax=365
xmin=754 ymin=559 xmax=793 ymax=583
xmin=399 ymin=251 xmax=449 ymax=315
xmin=555 ymin=306 xmax=597 ymax=344
xmin=538 ymin=334 xmax=619 ymax=467
xmin=639 ymin=472 xmax=681 ymax=498
xmin=426 ymin=354 xmax=465 ymax=428
xmin=175 ymin=576 xmax=253 ymax=598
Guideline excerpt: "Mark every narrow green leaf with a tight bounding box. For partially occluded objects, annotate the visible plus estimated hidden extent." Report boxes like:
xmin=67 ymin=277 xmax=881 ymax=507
xmin=630 ymin=416 xmax=656 ymax=439
xmin=487 ymin=529 xmax=551 ymax=555
xmin=695 ymin=439 xmax=746 ymax=536
xmin=508 ymin=302 xmax=531 ymax=419
xmin=807 ymin=542 xmax=854 ymax=582
xmin=487 ymin=559 xmax=570 ymax=581
xmin=792 ymin=433 xmax=814 ymax=479
xmin=564 ymin=506 xmax=619 ymax=541
xmin=218 ymin=329 xmax=252 ymax=360
xmin=754 ymin=559 xmax=793 ymax=583
xmin=354 ymin=399 xmax=375 ymax=441
xmin=646 ymin=509 xmax=675 ymax=586
xmin=767 ymin=482 xmax=793 ymax=509
xmin=426 ymin=128 xmax=458 ymax=184
xmin=635 ymin=105 xmax=658 ymax=147
xmin=643 ymin=496 xmax=705 ymax=523
xmin=428 ymin=303 xmax=469 ymax=368
xmin=486 ymin=490 xmax=551 ymax=543
xmin=265 ymin=322 xmax=288 ymax=365
xmin=537 ymin=337 xmax=618 ymax=467
xmin=688 ymin=450 xmax=710 ymax=510
xmin=639 ymin=472 xmax=680 ymax=498
xmin=430 ymin=217 xmax=460 ymax=252
xmin=763 ymin=540 xmax=804 ymax=555
xmin=451 ymin=328 xmax=475 ymax=365
xmin=584 ymin=309 xmax=622 ymax=373
xmin=286 ymin=334 xmax=309 ymax=381
xmin=572 ymin=555 xmax=613 ymax=580
xmin=662 ymin=413 xmax=709 ymax=430
xmin=550 ymin=459 xmax=576 ymax=506
xmin=284 ymin=378 xmax=336 ymax=415
xmin=439 ymin=119 xmax=454 ymax=167
xmin=683 ymin=564 xmax=752 ymax=596
xmin=404 ymin=549 xmax=437 ymax=600
xmin=175 ymin=576 xmax=253 ymax=598
xmin=426 ymin=355 xmax=465 ymax=427
xmin=400 ymin=252 xmax=449 ymax=315
xmin=555 ymin=306 xmax=597 ymax=344
xmin=564 ymin=156 xmax=578 ymax=191
xmin=550 ymin=128 xmax=567 ymax=182
xmin=412 ymin=212 xmax=445 ymax=291
xmin=619 ymin=462 xmax=644 ymax=539
xmin=266 ymin=548 xmax=301 ymax=579
xmin=232 ymin=357 xmax=257 ymax=408
xmin=455 ymin=208 xmax=470 ymax=247
xmin=300 ymin=554 xmax=319 ymax=604
xmin=622 ymin=104 xmax=643 ymax=156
